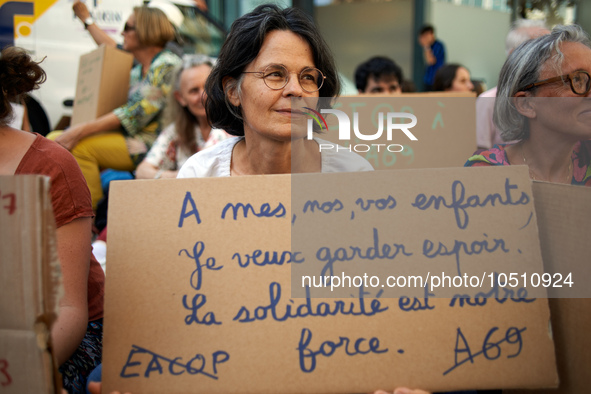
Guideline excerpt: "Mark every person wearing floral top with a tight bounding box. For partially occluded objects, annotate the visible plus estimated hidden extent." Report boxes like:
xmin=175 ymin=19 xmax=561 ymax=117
xmin=136 ymin=55 xmax=229 ymax=179
xmin=113 ymin=49 xmax=182 ymax=158
xmin=465 ymin=141 xmax=591 ymax=187
xmin=48 ymin=6 xmax=181 ymax=209
xmin=140 ymin=123 xmax=228 ymax=177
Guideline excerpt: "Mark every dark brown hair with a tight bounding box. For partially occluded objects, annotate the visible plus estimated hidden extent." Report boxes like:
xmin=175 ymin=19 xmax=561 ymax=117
xmin=205 ymin=4 xmax=340 ymax=136
xmin=0 ymin=46 xmax=46 ymax=127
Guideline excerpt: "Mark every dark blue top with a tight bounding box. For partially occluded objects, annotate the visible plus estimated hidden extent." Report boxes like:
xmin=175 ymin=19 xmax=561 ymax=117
xmin=424 ymin=39 xmax=446 ymax=86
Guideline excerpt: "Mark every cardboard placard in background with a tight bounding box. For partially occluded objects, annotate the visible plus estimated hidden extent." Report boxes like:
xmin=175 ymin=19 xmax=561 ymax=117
xmin=71 ymin=45 xmax=133 ymax=126
xmin=508 ymin=182 xmax=591 ymax=394
xmin=0 ymin=175 xmax=61 ymax=393
xmin=103 ymin=167 xmax=557 ymax=393
xmin=302 ymin=94 xmax=476 ymax=170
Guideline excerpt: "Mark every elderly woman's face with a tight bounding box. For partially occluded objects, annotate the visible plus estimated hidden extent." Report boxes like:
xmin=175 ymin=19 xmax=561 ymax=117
xmin=227 ymin=29 xmax=319 ymax=142
xmin=528 ymin=42 xmax=591 ymax=139
xmin=175 ymin=64 xmax=212 ymax=119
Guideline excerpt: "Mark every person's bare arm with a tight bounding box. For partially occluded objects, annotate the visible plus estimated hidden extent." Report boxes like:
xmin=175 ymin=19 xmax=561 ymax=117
xmin=136 ymin=160 xmax=178 ymax=179
xmin=51 ymin=217 xmax=92 ymax=365
xmin=73 ymin=0 xmax=117 ymax=48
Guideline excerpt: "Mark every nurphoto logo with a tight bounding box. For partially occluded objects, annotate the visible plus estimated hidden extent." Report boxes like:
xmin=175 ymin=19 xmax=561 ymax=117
xmin=303 ymin=108 xmax=418 ymax=152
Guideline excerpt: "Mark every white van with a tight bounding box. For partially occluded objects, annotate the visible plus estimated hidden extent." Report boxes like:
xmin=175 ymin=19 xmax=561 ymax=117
xmin=0 ymin=0 xmax=224 ymax=131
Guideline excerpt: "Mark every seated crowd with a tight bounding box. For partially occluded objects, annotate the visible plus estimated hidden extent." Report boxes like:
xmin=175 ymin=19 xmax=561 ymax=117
xmin=1 ymin=3 xmax=590 ymax=394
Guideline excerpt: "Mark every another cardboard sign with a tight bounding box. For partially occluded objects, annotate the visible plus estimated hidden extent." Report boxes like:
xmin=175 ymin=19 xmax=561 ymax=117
xmin=299 ymin=94 xmax=476 ymax=170
xmin=103 ymin=166 xmax=557 ymax=393
xmin=507 ymin=182 xmax=591 ymax=394
xmin=71 ymin=45 xmax=133 ymax=126
xmin=530 ymin=182 xmax=591 ymax=298
xmin=0 ymin=175 xmax=61 ymax=394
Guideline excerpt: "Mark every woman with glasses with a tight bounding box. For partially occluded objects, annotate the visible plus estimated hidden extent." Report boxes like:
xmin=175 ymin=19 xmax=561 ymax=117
xmin=88 ymin=6 xmax=427 ymax=394
xmin=48 ymin=6 xmax=182 ymax=209
xmin=177 ymin=4 xmax=372 ymax=178
xmin=465 ymin=24 xmax=591 ymax=186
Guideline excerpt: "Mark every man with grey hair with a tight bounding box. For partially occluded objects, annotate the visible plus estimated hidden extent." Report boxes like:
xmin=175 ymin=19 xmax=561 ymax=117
xmin=476 ymin=19 xmax=549 ymax=149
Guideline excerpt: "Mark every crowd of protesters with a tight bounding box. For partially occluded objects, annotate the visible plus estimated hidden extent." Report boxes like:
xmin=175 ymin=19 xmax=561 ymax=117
xmin=1 ymin=2 xmax=590 ymax=393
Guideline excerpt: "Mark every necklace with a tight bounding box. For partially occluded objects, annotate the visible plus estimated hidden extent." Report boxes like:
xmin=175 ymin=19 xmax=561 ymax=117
xmin=521 ymin=143 xmax=572 ymax=183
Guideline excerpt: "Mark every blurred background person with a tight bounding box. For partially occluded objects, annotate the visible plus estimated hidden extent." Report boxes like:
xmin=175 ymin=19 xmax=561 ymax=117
xmin=136 ymin=54 xmax=229 ymax=179
xmin=433 ymin=63 xmax=474 ymax=92
xmin=72 ymin=0 xmax=184 ymax=56
xmin=48 ymin=6 xmax=182 ymax=210
xmin=354 ymin=56 xmax=403 ymax=94
xmin=476 ymin=19 xmax=550 ymax=150
xmin=466 ymin=24 xmax=591 ymax=186
xmin=0 ymin=46 xmax=104 ymax=393
xmin=418 ymin=24 xmax=445 ymax=92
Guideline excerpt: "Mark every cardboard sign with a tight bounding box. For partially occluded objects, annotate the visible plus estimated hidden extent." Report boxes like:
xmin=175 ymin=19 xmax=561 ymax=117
xmin=507 ymin=182 xmax=591 ymax=394
xmin=299 ymin=94 xmax=476 ymax=171
xmin=530 ymin=182 xmax=591 ymax=298
xmin=0 ymin=175 xmax=61 ymax=393
xmin=103 ymin=166 xmax=557 ymax=393
xmin=71 ymin=45 xmax=133 ymax=126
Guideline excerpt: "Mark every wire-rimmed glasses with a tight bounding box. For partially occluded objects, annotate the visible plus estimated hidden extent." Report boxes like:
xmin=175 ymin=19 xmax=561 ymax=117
xmin=242 ymin=64 xmax=326 ymax=93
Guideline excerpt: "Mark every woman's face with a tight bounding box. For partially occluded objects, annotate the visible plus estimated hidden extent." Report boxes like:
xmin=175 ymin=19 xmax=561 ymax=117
xmin=175 ymin=64 xmax=212 ymax=119
xmin=528 ymin=41 xmax=591 ymax=139
xmin=449 ymin=67 xmax=474 ymax=92
xmin=227 ymin=29 xmax=319 ymax=142
xmin=122 ymin=13 xmax=141 ymax=52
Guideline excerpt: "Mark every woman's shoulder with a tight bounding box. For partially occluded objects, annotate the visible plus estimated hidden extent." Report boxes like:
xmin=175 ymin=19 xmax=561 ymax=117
xmin=315 ymin=138 xmax=374 ymax=173
xmin=16 ymin=134 xmax=93 ymax=226
xmin=464 ymin=144 xmax=511 ymax=167
xmin=18 ymin=134 xmax=81 ymax=174
xmin=158 ymin=122 xmax=177 ymax=139
xmin=177 ymin=136 xmax=241 ymax=178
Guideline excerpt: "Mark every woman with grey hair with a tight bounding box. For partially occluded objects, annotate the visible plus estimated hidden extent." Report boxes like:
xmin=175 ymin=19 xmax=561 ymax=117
xmin=466 ymin=24 xmax=591 ymax=186
xmin=136 ymin=54 xmax=229 ymax=179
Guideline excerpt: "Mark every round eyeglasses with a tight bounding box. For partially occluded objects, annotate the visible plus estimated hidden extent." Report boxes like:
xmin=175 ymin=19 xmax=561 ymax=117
xmin=520 ymin=70 xmax=591 ymax=96
xmin=242 ymin=64 xmax=326 ymax=93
